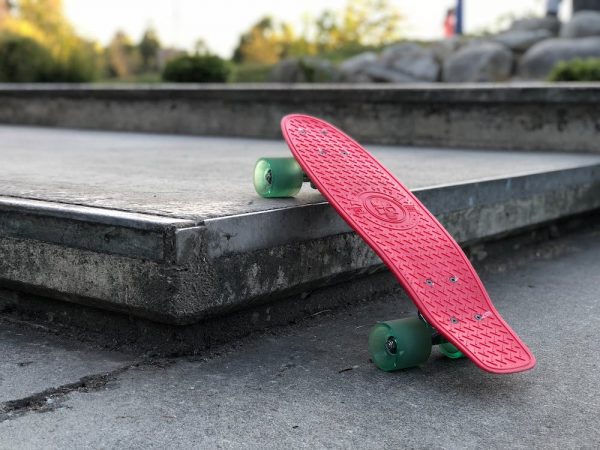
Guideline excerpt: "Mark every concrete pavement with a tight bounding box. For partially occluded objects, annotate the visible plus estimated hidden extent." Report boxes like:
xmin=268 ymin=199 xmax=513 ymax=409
xmin=0 ymin=324 xmax=131 ymax=403
xmin=0 ymin=226 xmax=599 ymax=448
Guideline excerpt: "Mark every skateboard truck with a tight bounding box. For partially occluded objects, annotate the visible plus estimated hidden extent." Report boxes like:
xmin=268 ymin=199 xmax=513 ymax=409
xmin=366 ymin=312 xmax=465 ymax=372
xmin=418 ymin=311 xmax=464 ymax=358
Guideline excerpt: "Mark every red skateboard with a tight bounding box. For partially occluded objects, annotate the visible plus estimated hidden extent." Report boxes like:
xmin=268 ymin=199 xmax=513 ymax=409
xmin=254 ymin=114 xmax=535 ymax=374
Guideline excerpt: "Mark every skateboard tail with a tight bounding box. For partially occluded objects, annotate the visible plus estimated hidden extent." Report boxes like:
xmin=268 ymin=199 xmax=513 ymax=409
xmin=441 ymin=323 xmax=537 ymax=374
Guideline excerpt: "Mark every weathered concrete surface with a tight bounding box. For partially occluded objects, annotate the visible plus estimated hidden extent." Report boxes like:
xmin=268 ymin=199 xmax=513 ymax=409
xmin=0 ymin=125 xmax=599 ymax=325
xmin=0 ymin=228 xmax=599 ymax=448
xmin=0 ymin=321 xmax=132 ymax=403
xmin=1 ymin=84 xmax=600 ymax=152
xmin=3 ymin=125 xmax=599 ymax=220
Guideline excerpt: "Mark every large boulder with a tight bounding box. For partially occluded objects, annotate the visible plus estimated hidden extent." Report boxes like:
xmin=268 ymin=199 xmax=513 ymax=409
xmin=268 ymin=57 xmax=338 ymax=83
xmin=510 ymin=16 xmax=561 ymax=35
xmin=443 ymin=42 xmax=514 ymax=82
xmin=339 ymin=44 xmax=440 ymax=83
xmin=364 ymin=63 xmax=419 ymax=83
xmin=518 ymin=37 xmax=600 ymax=79
xmin=491 ymin=29 xmax=553 ymax=52
xmin=339 ymin=52 xmax=377 ymax=82
xmin=378 ymin=43 xmax=440 ymax=82
xmin=430 ymin=36 xmax=464 ymax=64
xmin=560 ymin=11 xmax=600 ymax=38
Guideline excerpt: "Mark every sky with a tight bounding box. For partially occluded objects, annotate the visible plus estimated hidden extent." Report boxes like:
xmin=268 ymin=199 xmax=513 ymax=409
xmin=64 ymin=0 xmax=573 ymax=57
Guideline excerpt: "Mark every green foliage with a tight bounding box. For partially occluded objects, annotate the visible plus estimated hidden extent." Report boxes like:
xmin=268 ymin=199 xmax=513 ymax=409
xmin=0 ymin=0 xmax=100 ymax=81
xmin=51 ymin=38 xmax=100 ymax=82
xmin=0 ymin=32 xmax=98 ymax=82
xmin=104 ymin=27 xmax=165 ymax=80
xmin=162 ymin=54 xmax=230 ymax=83
xmin=232 ymin=17 xmax=293 ymax=64
xmin=231 ymin=63 xmax=273 ymax=82
xmin=548 ymin=58 xmax=600 ymax=82
xmin=314 ymin=0 xmax=403 ymax=50
xmin=232 ymin=0 xmax=403 ymax=64
xmin=18 ymin=0 xmax=70 ymax=37
xmin=0 ymin=33 xmax=54 ymax=81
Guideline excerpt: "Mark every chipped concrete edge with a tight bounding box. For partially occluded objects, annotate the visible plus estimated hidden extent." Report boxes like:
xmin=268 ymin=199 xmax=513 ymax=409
xmin=0 ymin=163 xmax=599 ymax=324
xmin=201 ymin=164 xmax=600 ymax=258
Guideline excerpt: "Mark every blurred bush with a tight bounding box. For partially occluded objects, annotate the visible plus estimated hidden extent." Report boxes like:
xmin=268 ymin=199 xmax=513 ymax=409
xmin=49 ymin=38 xmax=100 ymax=82
xmin=0 ymin=34 xmax=100 ymax=82
xmin=162 ymin=54 xmax=230 ymax=82
xmin=0 ymin=33 xmax=54 ymax=81
xmin=548 ymin=58 xmax=600 ymax=81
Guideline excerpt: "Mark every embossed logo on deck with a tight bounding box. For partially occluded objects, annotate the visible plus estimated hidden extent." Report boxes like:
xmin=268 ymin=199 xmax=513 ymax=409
xmin=353 ymin=192 xmax=418 ymax=230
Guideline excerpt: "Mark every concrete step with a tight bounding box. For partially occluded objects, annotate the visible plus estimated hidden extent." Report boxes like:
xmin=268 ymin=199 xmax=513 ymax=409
xmin=1 ymin=84 xmax=600 ymax=153
xmin=0 ymin=125 xmax=599 ymax=325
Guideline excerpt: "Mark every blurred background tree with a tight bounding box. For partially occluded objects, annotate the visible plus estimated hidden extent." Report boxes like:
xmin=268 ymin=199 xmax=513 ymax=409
xmin=231 ymin=0 xmax=403 ymax=81
xmin=232 ymin=0 xmax=402 ymax=66
xmin=0 ymin=0 xmax=101 ymax=81
xmin=106 ymin=31 xmax=141 ymax=78
xmin=232 ymin=17 xmax=289 ymax=64
xmin=0 ymin=0 xmax=404 ymax=83
xmin=139 ymin=26 xmax=161 ymax=72
xmin=315 ymin=0 xmax=403 ymax=51
xmin=194 ymin=38 xmax=209 ymax=55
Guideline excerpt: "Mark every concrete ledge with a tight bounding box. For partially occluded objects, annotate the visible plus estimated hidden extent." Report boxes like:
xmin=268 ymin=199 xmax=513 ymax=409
xmin=1 ymin=83 xmax=600 ymax=152
xmin=1 ymin=126 xmax=599 ymax=325
xmin=0 ymin=166 xmax=598 ymax=325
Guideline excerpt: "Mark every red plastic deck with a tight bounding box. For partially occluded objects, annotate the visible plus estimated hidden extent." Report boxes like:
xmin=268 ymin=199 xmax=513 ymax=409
xmin=281 ymin=114 xmax=535 ymax=374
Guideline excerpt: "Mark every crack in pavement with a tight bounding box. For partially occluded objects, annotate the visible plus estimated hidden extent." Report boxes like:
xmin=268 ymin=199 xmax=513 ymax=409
xmin=0 ymin=358 xmax=175 ymax=423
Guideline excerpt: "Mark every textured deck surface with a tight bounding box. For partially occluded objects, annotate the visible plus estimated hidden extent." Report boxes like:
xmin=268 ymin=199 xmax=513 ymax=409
xmin=282 ymin=115 xmax=535 ymax=373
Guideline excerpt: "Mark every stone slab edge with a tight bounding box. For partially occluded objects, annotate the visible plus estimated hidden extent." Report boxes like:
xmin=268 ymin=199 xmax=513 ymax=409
xmin=0 ymin=163 xmax=599 ymax=324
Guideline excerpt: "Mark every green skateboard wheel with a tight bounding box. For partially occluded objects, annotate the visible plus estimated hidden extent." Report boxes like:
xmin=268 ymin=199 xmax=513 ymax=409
xmin=368 ymin=317 xmax=432 ymax=371
xmin=439 ymin=342 xmax=465 ymax=359
xmin=253 ymin=157 xmax=304 ymax=198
